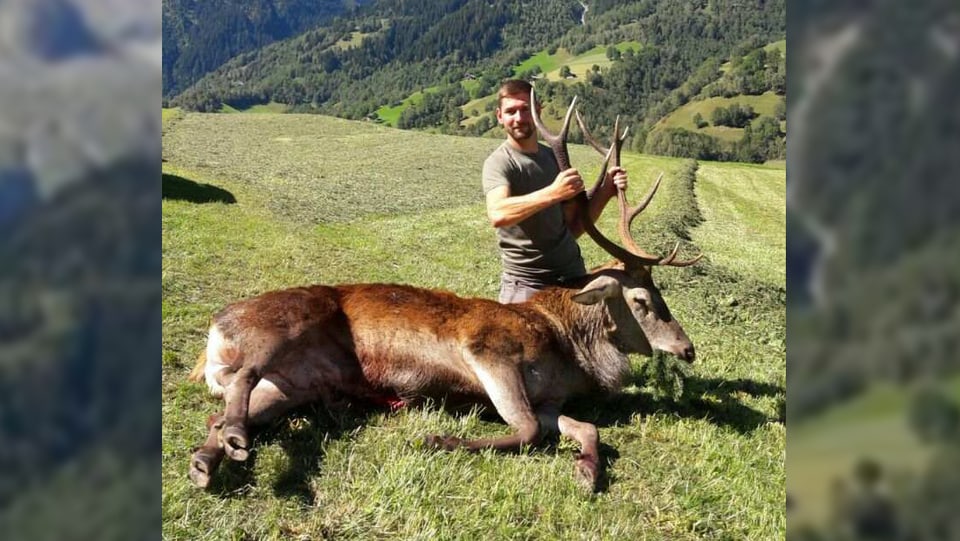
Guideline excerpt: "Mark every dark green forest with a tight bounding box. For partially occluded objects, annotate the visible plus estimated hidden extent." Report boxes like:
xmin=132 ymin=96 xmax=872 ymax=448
xmin=162 ymin=0 xmax=366 ymax=97
xmin=165 ymin=0 xmax=786 ymax=163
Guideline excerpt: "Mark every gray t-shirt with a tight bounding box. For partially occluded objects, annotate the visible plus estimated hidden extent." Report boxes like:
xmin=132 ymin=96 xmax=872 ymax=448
xmin=482 ymin=141 xmax=586 ymax=283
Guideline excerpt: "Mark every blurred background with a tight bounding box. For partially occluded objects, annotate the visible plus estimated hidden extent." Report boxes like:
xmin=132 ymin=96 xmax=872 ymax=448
xmin=0 ymin=0 xmax=159 ymax=539
xmin=787 ymin=1 xmax=960 ymax=538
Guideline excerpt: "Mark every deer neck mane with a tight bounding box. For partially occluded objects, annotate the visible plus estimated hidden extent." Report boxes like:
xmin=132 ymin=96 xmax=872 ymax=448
xmin=531 ymin=287 xmax=631 ymax=392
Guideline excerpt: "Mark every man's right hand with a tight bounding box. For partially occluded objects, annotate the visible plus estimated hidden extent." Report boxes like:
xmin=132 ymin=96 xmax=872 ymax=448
xmin=551 ymin=168 xmax=584 ymax=201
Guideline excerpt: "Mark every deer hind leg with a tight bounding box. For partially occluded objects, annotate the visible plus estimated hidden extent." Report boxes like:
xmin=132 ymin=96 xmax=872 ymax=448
xmin=189 ymin=377 xmax=302 ymax=488
xmin=426 ymin=359 xmax=541 ymax=452
xmin=189 ymin=413 xmax=226 ymax=488
xmin=218 ymin=332 xmax=289 ymax=461
xmin=219 ymin=365 xmax=262 ymax=461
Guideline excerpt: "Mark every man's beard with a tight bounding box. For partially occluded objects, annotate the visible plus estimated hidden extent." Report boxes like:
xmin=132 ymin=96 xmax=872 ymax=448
xmin=509 ymin=123 xmax=534 ymax=141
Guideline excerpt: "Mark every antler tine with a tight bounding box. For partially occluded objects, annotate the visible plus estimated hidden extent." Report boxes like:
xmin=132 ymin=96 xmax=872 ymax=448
xmin=628 ymin=172 xmax=664 ymax=223
xmin=618 ymin=174 xmax=705 ymax=265
xmin=576 ymin=112 xmax=625 ymax=167
xmin=575 ymin=109 xmax=609 ymax=156
xmin=580 ymin=145 xmax=661 ymax=266
xmin=529 ymin=86 xmax=576 ymax=170
xmin=577 ymin=111 xmax=617 ymax=200
xmin=566 ymin=106 xmax=705 ymax=268
xmin=659 ymin=242 xmax=702 ymax=267
xmin=660 ymin=242 xmax=681 ymax=265
xmin=616 ymin=175 xmax=663 ymax=260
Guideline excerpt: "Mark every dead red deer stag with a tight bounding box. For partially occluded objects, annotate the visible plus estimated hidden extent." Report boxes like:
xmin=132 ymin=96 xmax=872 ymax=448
xmin=187 ymin=90 xmax=702 ymax=492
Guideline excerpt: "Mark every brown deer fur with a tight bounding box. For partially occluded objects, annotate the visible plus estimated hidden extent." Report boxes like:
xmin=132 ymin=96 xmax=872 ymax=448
xmin=188 ymin=265 xmax=694 ymax=491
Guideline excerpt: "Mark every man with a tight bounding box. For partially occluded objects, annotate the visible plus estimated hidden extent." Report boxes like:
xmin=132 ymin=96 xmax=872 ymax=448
xmin=482 ymin=79 xmax=628 ymax=303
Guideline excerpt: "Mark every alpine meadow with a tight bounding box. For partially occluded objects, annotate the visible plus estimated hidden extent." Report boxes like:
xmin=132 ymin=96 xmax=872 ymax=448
xmin=161 ymin=109 xmax=785 ymax=539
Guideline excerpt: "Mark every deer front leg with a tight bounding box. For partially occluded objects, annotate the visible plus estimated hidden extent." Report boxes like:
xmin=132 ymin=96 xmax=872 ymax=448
xmin=535 ymin=411 xmax=601 ymax=492
xmin=425 ymin=359 xmax=542 ymax=452
xmin=559 ymin=415 xmax=601 ymax=491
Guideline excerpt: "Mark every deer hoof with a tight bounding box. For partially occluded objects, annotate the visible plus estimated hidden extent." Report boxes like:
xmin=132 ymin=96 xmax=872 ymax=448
xmin=222 ymin=426 xmax=249 ymax=461
xmin=573 ymin=455 xmax=599 ymax=493
xmin=424 ymin=434 xmax=461 ymax=451
xmin=189 ymin=449 xmax=223 ymax=488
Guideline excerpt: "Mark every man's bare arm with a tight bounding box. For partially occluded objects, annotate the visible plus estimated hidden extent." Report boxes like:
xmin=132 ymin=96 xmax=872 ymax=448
xmin=486 ymin=168 xmax=584 ymax=228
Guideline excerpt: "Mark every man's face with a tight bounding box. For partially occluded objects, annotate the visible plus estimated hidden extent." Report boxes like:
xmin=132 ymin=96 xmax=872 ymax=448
xmin=496 ymin=94 xmax=537 ymax=142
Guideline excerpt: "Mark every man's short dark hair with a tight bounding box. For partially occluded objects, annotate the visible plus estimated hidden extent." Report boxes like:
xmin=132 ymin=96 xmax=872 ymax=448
xmin=497 ymin=79 xmax=535 ymax=108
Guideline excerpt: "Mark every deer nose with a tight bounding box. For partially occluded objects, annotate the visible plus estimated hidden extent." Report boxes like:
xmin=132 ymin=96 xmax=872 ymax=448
xmin=679 ymin=344 xmax=695 ymax=363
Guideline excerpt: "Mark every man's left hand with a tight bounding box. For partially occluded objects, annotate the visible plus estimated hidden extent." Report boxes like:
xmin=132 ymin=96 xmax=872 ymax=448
xmin=605 ymin=166 xmax=628 ymax=193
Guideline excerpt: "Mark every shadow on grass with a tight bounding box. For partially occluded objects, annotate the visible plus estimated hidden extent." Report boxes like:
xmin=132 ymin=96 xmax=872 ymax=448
xmin=162 ymin=173 xmax=236 ymax=204
xmin=203 ymin=376 xmax=780 ymax=498
xmin=568 ymin=376 xmax=782 ymax=435
xmin=207 ymin=403 xmax=372 ymax=503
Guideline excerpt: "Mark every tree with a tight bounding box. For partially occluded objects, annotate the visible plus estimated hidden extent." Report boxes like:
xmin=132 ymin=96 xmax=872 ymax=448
xmin=645 ymin=127 xmax=723 ymax=160
xmin=559 ymin=65 xmax=572 ymax=78
xmin=773 ymin=98 xmax=786 ymax=122
xmin=909 ymin=387 xmax=959 ymax=444
xmin=711 ymin=103 xmax=755 ymax=128
xmin=692 ymin=112 xmax=707 ymax=128
xmin=735 ymin=116 xmax=784 ymax=162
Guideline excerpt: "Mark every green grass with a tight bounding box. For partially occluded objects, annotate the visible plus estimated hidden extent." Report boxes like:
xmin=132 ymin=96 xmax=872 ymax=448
xmin=787 ymin=375 xmax=960 ymax=527
xmin=163 ymin=112 xmax=785 ymax=540
xmin=691 ymin=161 xmax=785 ymax=286
xmin=459 ymin=94 xmax=498 ymax=125
xmin=721 ymin=40 xmax=786 ymax=73
xmin=764 ymin=40 xmax=786 ymax=57
xmin=513 ymin=49 xmax=573 ymax=77
xmin=162 ymin=107 xmax=181 ymax=123
xmin=329 ymin=29 xmax=378 ymax=51
xmin=513 ymin=43 xmax=643 ymax=82
xmin=219 ymin=102 xmax=290 ymax=114
xmin=375 ymin=86 xmax=442 ymax=127
xmin=542 ymin=43 xmax=643 ymax=82
xmin=654 ymin=92 xmax=783 ymax=142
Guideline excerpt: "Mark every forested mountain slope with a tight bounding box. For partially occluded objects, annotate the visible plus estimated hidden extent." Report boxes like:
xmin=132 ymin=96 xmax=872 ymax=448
xmin=168 ymin=0 xmax=785 ymax=146
xmin=162 ymin=0 xmax=366 ymax=97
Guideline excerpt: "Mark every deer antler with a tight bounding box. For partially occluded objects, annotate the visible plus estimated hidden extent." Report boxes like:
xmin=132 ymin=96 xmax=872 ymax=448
xmin=530 ymin=87 xmax=661 ymax=267
xmin=575 ymin=112 xmax=628 ymax=208
xmin=548 ymin=98 xmax=703 ymax=268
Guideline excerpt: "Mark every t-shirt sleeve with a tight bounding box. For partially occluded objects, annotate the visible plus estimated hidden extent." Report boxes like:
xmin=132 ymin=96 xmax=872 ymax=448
xmin=481 ymin=152 xmax=512 ymax=195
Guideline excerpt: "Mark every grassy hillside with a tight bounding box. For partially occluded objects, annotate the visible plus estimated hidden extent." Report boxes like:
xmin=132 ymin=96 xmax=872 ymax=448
xmin=375 ymin=86 xmax=442 ymax=127
xmin=788 ymin=376 xmax=960 ymax=527
xmin=376 ymin=42 xmax=645 ymax=129
xmin=513 ymin=43 xmax=643 ymax=80
xmin=654 ymin=92 xmax=784 ymax=143
xmin=162 ymin=111 xmax=785 ymax=539
xmin=456 ymin=42 xmax=645 ymax=129
xmin=220 ymin=102 xmax=290 ymax=114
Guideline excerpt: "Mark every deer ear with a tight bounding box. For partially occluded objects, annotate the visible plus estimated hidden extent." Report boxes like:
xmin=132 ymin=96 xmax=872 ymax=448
xmin=571 ymin=275 xmax=621 ymax=305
